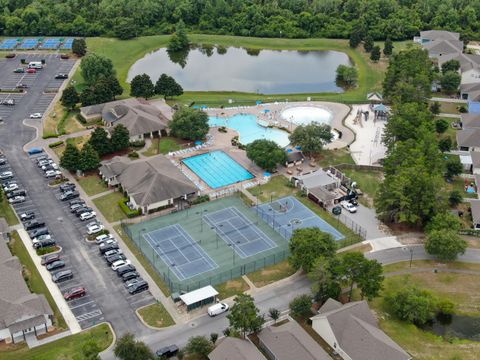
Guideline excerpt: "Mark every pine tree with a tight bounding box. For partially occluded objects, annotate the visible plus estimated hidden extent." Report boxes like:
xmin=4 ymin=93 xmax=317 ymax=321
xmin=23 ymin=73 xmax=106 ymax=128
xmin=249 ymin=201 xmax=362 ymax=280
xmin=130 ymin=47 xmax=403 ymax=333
xmin=88 ymin=127 xmax=112 ymax=156
xmin=60 ymin=143 xmax=81 ymax=171
xmin=61 ymin=86 xmax=80 ymax=110
xmin=130 ymin=74 xmax=154 ymax=99
xmin=383 ymin=38 xmax=393 ymax=56
xmin=363 ymin=35 xmax=374 ymax=53
xmin=370 ymin=46 xmax=381 ymax=62
xmin=79 ymin=143 xmax=100 ymax=172
xmin=111 ymin=124 xmax=130 ymax=152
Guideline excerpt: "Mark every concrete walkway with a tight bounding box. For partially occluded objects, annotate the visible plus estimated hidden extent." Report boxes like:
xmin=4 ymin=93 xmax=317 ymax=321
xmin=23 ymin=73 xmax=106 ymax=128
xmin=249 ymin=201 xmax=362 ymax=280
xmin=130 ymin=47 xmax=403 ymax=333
xmin=16 ymin=228 xmax=82 ymax=334
xmin=26 ymin=329 xmax=72 ymax=348
xmin=386 ymin=267 xmax=480 ymax=277
xmin=431 ymin=97 xmax=467 ymax=104
xmin=90 ymin=189 xmax=114 ymax=200
xmin=438 ymin=113 xmax=461 ymax=119
xmin=367 ymin=236 xmax=403 ymax=251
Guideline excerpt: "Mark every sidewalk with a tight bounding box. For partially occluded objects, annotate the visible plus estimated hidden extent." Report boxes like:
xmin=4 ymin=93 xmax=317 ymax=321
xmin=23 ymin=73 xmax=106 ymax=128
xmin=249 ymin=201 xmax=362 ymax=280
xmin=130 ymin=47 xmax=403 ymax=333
xmin=17 ymin=228 xmax=81 ymax=334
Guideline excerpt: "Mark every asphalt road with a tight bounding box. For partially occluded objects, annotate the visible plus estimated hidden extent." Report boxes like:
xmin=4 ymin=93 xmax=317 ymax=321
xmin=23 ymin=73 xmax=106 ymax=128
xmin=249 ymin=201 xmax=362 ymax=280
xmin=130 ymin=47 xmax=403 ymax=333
xmin=0 ymin=54 xmax=155 ymax=337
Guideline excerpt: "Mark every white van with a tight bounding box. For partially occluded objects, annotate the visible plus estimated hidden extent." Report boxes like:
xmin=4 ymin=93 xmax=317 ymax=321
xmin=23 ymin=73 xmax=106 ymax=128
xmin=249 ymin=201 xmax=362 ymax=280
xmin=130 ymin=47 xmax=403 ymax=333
xmin=28 ymin=61 xmax=43 ymax=69
xmin=207 ymin=302 xmax=229 ymax=317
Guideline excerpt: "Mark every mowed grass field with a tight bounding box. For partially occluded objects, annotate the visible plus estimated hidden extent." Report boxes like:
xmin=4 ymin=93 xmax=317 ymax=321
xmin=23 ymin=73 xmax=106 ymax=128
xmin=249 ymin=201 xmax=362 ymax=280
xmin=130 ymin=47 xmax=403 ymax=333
xmin=75 ymin=35 xmax=387 ymax=104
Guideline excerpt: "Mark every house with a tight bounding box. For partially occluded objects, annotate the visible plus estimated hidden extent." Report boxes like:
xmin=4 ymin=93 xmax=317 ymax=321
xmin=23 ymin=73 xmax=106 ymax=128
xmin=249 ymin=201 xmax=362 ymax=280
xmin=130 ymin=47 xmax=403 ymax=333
xmin=414 ymin=30 xmax=460 ymax=44
xmin=80 ymin=98 xmax=170 ymax=141
xmin=423 ymin=39 xmax=463 ymax=59
xmin=311 ymin=299 xmax=411 ymax=360
xmin=437 ymin=53 xmax=480 ymax=85
xmin=292 ymin=169 xmax=344 ymax=208
xmin=470 ymin=199 xmax=480 ymax=229
xmin=460 ymin=82 xmax=480 ymax=101
xmin=0 ymin=239 xmax=53 ymax=344
xmin=99 ymin=155 xmax=198 ymax=213
xmin=257 ymin=319 xmax=331 ymax=360
xmin=456 ymin=128 xmax=480 ymax=151
xmin=461 ymin=113 xmax=480 ymax=129
xmin=208 ymin=337 xmax=266 ymax=360
xmin=471 ymin=152 xmax=480 ymax=175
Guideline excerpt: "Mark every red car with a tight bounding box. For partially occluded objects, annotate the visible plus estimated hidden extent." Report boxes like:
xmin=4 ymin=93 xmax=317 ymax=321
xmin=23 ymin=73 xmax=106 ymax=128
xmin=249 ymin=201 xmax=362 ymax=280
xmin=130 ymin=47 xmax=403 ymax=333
xmin=26 ymin=68 xmax=36 ymax=74
xmin=63 ymin=287 xmax=86 ymax=301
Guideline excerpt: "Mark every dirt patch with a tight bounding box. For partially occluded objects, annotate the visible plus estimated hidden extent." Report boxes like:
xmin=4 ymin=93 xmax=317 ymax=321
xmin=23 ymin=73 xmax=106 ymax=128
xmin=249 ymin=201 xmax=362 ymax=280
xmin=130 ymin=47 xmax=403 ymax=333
xmin=224 ymin=279 xmax=245 ymax=290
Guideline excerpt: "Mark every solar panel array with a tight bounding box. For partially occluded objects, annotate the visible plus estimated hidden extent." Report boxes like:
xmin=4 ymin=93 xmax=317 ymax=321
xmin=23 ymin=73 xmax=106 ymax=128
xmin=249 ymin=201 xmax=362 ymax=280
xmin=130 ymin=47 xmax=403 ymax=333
xmin=0 ymin=38 xmax=75 ymax=50
xmin=0 ymin=39 xmax=17 ymax=50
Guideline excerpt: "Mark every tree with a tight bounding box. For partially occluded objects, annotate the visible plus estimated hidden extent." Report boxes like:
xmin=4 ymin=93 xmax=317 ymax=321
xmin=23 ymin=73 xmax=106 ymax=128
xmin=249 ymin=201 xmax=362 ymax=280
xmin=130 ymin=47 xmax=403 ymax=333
xmin=79 ymin=143 xmax=100 ymax=172
xmin=435 ymin=119 xmax=449 ymax=134
xmin=227 ymin=294 xmax=264 ymax=338
xmin=168 ymin=20 xmax=190 ymax=52
xmin=448 ymin=190 xmax=463 ymax=207
xmin=88 ymin=127 xmax=112 ymax=156
xmin=335 ymin=65 xmax=358 ymax=87
xmin=185 ymin=336 xmax=213 ymax=359
xmin=60 ymin=143 xmax=81 ymax=171
xmin=130 ymin=73 xmax=155 ymax=99
xmin=113 ymin=333 xmax=155 ymax=360
xmin=370 ymin=45 xmax=381 ymax=62
xmin=80 ymin=87 xmax=96 ymax=107
xmin=385 ymin=286 xmax=438 ymax=325
xmin=445 ymin=156 xmax=463 ymax=178
xmin=308 ymin=258 xmax=341 ymax=304
xmin=425 ymin=212 xmax=462 ymax=234
xmin=245 ymin=139 xmax=287 ymax=172
xmin=349 ymin=31 xmax=362 ymax=49
xmin=363 ymin=35 xmax=374 ymax=53
xmin=113 ymin=17 xmax=136 ymax=40
xmin=439 ymin=137 xmax=452 ymax=152
xmin=289 ymin=123 xmax=333 ymax=157
xmin=288 ymin=228 xmax=336 ymax=273
xmin=155 ymin=74 xmax=183 ymax=99
xmin=170 ymin=108 xmax=209 ymax=141
xmin=289 ymin=294 xmax=312 ymax=318
xmin=268 ymin=308 xmax=280 ymax=324
xmin=82 ymin=339 xmax=100 ymax=360
xmin=441 ymin=59 xmax=461 ymax=74
xmin=110 ymin=124 xmax=130 ymax=152
xmin=91 ymin=78 xmax=114 ymax=104
xmin=80 ymin=53 xmax=115 ymax=85
xmin=100 ymin=75 xmax=123 ymax=100
xmin=425 ymin=230 xmax=467 ymax=261
xmin=383 ymin=38 xmax=393 ymax=56
xmin=210 ymin=333 xmax=218 ymax=345
xmin=440 ymin=71 xmax=461 ymax=94
xmin=61 ymin=86 xmax=79 ymax=110
xmin=430 ymin=101 xmax=441 ymax=115
xmin=72 ymin=38 xmax=87 ymax=57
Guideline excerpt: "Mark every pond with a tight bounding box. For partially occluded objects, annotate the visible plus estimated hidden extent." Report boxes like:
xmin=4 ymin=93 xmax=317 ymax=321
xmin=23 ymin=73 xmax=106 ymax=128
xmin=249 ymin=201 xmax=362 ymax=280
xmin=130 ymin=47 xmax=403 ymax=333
xmin=127 ymin=46 xmax=352 ymax=94
xmin=422 ymin=314 xmax=480 ymax=341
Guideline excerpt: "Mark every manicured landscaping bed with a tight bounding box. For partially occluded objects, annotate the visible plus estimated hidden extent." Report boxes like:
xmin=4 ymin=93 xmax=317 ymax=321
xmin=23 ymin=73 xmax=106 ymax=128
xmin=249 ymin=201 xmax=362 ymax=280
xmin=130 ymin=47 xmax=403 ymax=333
xmin=137 ymin=303 xmax=175 ymax=328
xmin=93 ymin=191 xmax=127 ymax=222
xmin=76 ymin=174 xmax=108 ymax=196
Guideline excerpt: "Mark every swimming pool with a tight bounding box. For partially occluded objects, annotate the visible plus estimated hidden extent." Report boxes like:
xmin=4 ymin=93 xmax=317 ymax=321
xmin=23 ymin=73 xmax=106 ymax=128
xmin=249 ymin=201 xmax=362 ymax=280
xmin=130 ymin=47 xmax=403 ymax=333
xmin=280 ymin=106 xmax=333 ymax=126
xmin=182 ymin=150 xmax=254 ymax=189
xmin=209 ymin=114 xmax=290 ymax=147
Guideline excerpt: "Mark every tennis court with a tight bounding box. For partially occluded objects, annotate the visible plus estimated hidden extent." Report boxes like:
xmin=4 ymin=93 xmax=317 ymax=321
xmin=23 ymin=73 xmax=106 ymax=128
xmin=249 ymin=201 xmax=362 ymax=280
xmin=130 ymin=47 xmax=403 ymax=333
xmin=256 ymin=196 xmax=344 ymax=240
xmin=144 ymin=224 xmax=218 ymax=281
xmin=204 ymin=207 xmax=277 ymax=258
xmin=0 ymin=39 xmax=17 ymax=50
xmin=62 ymin=38 xmax=74 ymax=50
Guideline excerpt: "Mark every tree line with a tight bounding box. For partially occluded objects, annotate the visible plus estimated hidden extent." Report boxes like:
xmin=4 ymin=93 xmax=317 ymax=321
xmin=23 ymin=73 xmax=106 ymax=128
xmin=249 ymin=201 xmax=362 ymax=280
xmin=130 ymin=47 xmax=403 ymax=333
xmin=2 ymin=0 xmax=480 ymax=41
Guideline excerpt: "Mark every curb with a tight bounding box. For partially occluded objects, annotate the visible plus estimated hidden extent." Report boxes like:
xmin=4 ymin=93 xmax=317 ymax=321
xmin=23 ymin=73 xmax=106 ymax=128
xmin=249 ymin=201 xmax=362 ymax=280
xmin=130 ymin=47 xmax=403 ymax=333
xmin=134 ymin=302 xmax=176 ymax=331
xmin=98 ymin=322 xmax=117 ymax=355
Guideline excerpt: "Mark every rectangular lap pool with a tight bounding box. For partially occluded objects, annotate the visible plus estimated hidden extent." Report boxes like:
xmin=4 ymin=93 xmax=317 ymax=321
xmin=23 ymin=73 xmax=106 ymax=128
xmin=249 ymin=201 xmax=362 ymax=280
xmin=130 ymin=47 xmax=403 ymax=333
xmin=182 ymin=150 xmax=254 ymax=189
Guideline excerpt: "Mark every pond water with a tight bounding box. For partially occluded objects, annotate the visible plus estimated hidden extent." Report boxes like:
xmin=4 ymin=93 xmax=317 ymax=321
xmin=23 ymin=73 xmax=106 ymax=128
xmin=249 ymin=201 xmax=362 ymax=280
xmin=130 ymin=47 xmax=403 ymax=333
xmin=127 ymin=47 xmax=351 ymax=94
xmin=422 ymin=314 xmax=480 ymax=341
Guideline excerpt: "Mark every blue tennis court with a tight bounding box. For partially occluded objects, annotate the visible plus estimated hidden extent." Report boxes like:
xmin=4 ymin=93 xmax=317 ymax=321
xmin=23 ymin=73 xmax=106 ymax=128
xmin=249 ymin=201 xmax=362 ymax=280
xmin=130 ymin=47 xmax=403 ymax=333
xmin=0 ymin=39 xmax=17 ymax=50
xmin=19 ymin=38 xmax=38 ymax=50
xmin=143 ymin=224 xmax=218 ymax=281
xmin=204 ymin=207 xmax=277 ymax=258
xmin=256 ymin=196 xmax=344 ymax=240
xmin=182 ymin=150 xmax=254 ymax=189
xmin=62 ymin=38 xmax=74 ymax=50
xmin=41 ymin=38 xmax=60 ymax=49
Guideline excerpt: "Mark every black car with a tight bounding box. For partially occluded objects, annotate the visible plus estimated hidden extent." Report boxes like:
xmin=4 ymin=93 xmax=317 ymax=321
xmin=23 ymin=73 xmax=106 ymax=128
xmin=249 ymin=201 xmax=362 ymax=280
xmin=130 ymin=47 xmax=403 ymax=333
xmin=46 ymin=260 xmax=65 ymax=271
xmin=20 ymin=211 xmax=35 ymax=221
xmin=0 ymin=158 xmax=6 ymax=165
xmin=116 ymin=264 xmax=136 ymax=277
xmin=55 ymin=73 xmax=68 ymax=79
xmin=128 ymin=280 xmax=148 ymax=294
xmin=75 ymin=207 xmax=93 ymax=216
xmin=33 ymin=238 xmax=56 ymax=249
xmin=52 ymin=269 xmax=73 ymax=283
xmin=69 ymin=199 xmax=85 ymax=206
xmin=105 ymin=253 xmax=126 ymax=265
xmin=121 ymin=271 xmax=139 ymax=282
xmin=155 ymin=345 xmax=179 ymax=358
xmin=60 ymin=183 xmax=75 ymax=192
xmin=28 ymin=227 xmax=49 ymax=238
xmin=24 ymin=219 xmax=45 ymax=230
xmin=6 ymin=189 xmax=26 ymax=199
xmin=60 ymin=191 xmax=79 ymax=201
xmin=99 ymin=243 xmax=119 ymax=254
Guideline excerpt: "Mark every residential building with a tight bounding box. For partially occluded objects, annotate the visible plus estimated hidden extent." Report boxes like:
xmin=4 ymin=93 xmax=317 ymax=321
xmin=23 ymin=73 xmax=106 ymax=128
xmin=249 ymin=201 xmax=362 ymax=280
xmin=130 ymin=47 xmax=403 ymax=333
xmin=257 ymin=319 xmax=331 ymax=360
xmin=414 ymin=30 xmax=460 ymax=44
xmin=456 ymin=128 xmax=480 ymax=151
xmin=461 ymin=113 xmax=480 ymax=129
xmin=470 ymin=199 xmax=480 ymax=229
xmin=311 ymin=299 xmax=411 ymax=360
xmin=99 ymin=155 xmax=197 ymax=213
xmin=208 ymin=337 xmax=266 ymax=360
xmin=437 ymin=53 xmax=480 ymax=86
xmin=471 ymin=152 xmax=480 ymax=175
xmin=461 ymin=82 xmax=480 ymax=102
xmin=0 ymin=239 xmax=53 ymax=344
xmin=80 ymin=98 xmax=170 ymax=141
xmin=292 ymin=169 xmax=343 ymax=208
xmin=423 ymin=39 xmax=463 ymax=59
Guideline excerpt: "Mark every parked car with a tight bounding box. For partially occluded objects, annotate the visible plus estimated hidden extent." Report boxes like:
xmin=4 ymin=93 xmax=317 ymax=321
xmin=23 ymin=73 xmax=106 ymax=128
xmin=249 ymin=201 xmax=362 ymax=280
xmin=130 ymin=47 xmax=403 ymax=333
xmin=99 ymin=239 xmax=117 ymax=248
xmin=208 ymin=302 xmax=229 ymax=317
xmin=3 ymin=183 xmax=19 ymax=192
xmin=16 ymin=83 xmax=28 ymax=89
xmin=69 ymin=199 xmax=85 ymax=206
xmin=9 ymin=196 xmax=25 ymax=204
xmin=75 ymin=207 xmax=93 ymax=216
xmin=128 ymin=280 xmax=149 ymax=294
xmin=13 ymin=67 xmax=25 ymax=73
xmin=41 ymin=253 xmax=60 ymax=266
xmin=60 ymin=183 xmax=75 ymax=192
xmin=87 ymin=224 xmax=104 ymax=235
xmin=0 ymin=171 xmax=13 ymax=180
xmin=70 ymin=204 xmax=85 ymax=212
xmin=95 ymin=234 xmax=114 ymax=244
xmin=33 ymin=238 xmax=56 ymax=249
xmin=111 ymin=259 xmax=131 ymax=271
xmin=124 ymin=277 xmax=143 ymax=288
xmin=80 ymin=211 xmax=96 ymax=221
xmin=6 ymin=189 xmax=26 ymax=198
xmin=105 ymin=253 xmax=126 ymax=265
xmin=0 ymin=158 xmax=7 ymax=165
xmin=46 ymin=260 xmax=65 ymax=271
xmin=60 ymin=190 xmax=79 ymax=200
xmin=20 ymin=211 xmax=35 ymax=221
xmin=27 ymin=148 xmax=44 ymax=155
xmin=33 ymin=234 xmax=52 ymax=242
xmin=1 ymin=99 xmax=15 ymax=106
xmin=64 ymin=287 xmax=86 ymax=301
xmin=349 ymin=198 xmax=359 ymax=206
xmin=121 ymin=271 xmax=140 ymax=282
xmin=340 ymin=200 xmax=357 ymax=213
xmin=29 ymin=113 xmax=42 ymax=119
xmin=103 ymin=249 xmax=122 ymax=258
xmin=28 ymin=227 xmax=49 ymax=238
xmin=45 ymin=170 xmax=62 ymax=178
xmin=26 ymin=68 xmax=36 ymax=74
xmin=86 ymin=220 xmax=101 ymax=228
xmin=116 ymin=264 xmax=136 ymax=277
xmin=24 ymin=219 xmax=45 ymax=230
xmin=155 ymin=345 xmax=179 ymax=359
xmin=55 ymin=73 xmax=68 ymax=79
xmin=99 ymin=243 xmax=119 ymax=255
xmin=52 ymin=270 xmax=73 ymax=283
xmin=37 ymin=159 xmax=52 ymax=167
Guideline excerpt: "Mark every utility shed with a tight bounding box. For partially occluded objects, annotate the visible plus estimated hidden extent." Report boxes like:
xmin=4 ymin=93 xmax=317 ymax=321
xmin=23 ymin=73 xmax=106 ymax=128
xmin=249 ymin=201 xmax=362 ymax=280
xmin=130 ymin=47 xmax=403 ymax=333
xmin=179 ymin=285 xmax=218 ymax=311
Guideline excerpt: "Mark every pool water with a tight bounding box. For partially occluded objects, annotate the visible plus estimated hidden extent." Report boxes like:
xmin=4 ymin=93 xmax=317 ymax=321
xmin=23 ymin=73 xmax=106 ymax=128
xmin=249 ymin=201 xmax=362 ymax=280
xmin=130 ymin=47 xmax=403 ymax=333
xmin=209 ymin=114 xmax=290 ymax=147
xmin=182 ymin=150 xmax=254 ymax=189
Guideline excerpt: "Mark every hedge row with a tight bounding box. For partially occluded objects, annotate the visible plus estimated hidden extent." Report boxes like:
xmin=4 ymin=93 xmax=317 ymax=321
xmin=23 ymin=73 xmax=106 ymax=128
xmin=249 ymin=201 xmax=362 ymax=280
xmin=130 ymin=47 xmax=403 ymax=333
xmin=118 ymin=199 xmax=141 ymax=218
xmin=48 ymin=140 xmax=64 ymax=148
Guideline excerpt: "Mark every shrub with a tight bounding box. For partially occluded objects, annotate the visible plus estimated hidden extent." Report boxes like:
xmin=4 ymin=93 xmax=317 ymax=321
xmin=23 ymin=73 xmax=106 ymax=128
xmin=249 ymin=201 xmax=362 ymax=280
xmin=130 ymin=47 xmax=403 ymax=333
xmin=218 ymin=126 xmax=227 ymax=133
xmin=435 ymin=119 xmax=449 ymax=134
xmin=191 ymin=195 xmax=210 ymax=205
xmin=119 ymin=199 xmax=141 ymax=218
xmin=76 ymin=113 xmax=87 ymax=124
xmin=289 ymin=294 xmax=313 ymax=318
xmin=129 ymin=139 xmax=146 ymax=148
xmin=5 ymin=53 xmax=15 ymax=59
xmin=449 ymin=190 xmax=463 ymax=207
xmin=128 ymin=151 xmax=139 ymax=159
xmin=48 ymin=140 xmax=64 ymax=148
xmin=42 ymin=133 xmax=59 ymax=139
xmin=87 ymin=229 xmax=109 ymax=241
xmin=36 ymin=246 xmax=58 ymax=256
xmin=458 ymin=105 xmax=467 ymax=113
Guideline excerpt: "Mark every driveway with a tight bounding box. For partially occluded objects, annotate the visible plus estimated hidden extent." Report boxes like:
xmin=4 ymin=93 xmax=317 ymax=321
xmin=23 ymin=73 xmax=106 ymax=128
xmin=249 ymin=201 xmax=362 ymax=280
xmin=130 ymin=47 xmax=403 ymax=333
xmin=332 ymin=203 xmax=388 ymax=240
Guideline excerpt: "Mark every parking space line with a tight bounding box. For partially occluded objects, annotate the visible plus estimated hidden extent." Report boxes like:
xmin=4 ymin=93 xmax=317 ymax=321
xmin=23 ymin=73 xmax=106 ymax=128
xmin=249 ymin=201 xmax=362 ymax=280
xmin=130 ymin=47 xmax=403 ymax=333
xmin=69 ymin=300 xmax=95 ymax=310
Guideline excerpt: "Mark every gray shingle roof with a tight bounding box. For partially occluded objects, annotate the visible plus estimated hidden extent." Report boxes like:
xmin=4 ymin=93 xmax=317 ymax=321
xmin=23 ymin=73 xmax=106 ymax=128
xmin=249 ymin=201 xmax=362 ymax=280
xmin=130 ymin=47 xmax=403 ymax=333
xmin=456 ymin=128 xmax=480 ymax=148
xmin=312 ymin=300 xmax=411 ymax=360
xmin=471 ymin=151 xmax=480 ymax=168
xmin=420 ymin=30 xmax=460 ymax=41
xmin=470 ymin=199 xmax=480 ymax=225
xmin=208 ymin=337 xmax=266 ymax=360
xmin=461 ymin=114 xmax=480 ymax=129
xmin=424 ymin=39 xmax=463 ymax=55
xmin=297 ymin=170 xmax=339 ymax=189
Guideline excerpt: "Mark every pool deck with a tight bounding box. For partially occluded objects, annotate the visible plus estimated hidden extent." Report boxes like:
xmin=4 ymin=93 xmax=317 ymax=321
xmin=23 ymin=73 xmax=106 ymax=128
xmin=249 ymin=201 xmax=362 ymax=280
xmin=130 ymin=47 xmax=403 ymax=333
xmin=206 ymin=101 xmax=354 ymax=149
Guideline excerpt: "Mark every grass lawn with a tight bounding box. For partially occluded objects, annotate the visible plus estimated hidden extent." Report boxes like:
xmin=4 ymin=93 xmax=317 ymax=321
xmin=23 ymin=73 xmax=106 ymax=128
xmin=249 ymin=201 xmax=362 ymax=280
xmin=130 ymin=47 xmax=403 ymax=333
xmin=79 ymin=35 xmax=386 ymax=104
xmin=314 ymin=148 xmax=355 ymax=168
xmin=0 ymin=323 xmax=113 ymax=360
xmin=44 ymin=102 xmax=84 ymax=137
xmin=0 ymin=193 xmax=19 ymax=225
xmin=114 ymin=225 xmax=170 ymax=296
xmin=439 ymin=119 xmax=458 ymax=147
xmin=8 ymin=231 xmax=66 ymax=329
xmin=137 ymin=303 xmax=175 ymax=328
xmin=432 ymin=101 xmax=466 ymax=115
xmin=52 ymin=135 xmax=89 ymax=157
xmin=383 ymin=260 xmax=480 ymax=273
xmin=340 ymin=168 xmax=383 ymax=207
xmin=448 ymin=176 xmax=478 ymax=199
xmin=247 ymin=260 xmax=296 ymax=287
xmin=76 ymin=174 xmax=108 ymax=196
xmin=339 ymin=242 xmax=372 ymax=254
xmin=248 ymin=175 xmax=296 ymax=203
xmin=142 ymin=137 xmax=182 ymax=157
xmin=93 ymin=191 xmax=127 ymax=223
xmin=215 ymin=278 xmax=250 ymax=299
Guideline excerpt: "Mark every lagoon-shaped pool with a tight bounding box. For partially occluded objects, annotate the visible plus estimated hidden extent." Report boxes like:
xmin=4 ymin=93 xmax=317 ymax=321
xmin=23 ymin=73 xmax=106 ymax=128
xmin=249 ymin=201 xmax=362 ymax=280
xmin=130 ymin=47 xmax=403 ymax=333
xmin=209 ymin=114 xmax=290 ymax=148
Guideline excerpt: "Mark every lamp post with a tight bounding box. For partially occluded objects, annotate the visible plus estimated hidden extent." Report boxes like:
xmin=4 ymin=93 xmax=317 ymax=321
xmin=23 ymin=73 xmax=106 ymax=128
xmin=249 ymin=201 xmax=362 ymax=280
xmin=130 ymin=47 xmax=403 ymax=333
xmin=409 ymin=247 xmax=414 ymax=268
xmin=139 ymin=228 xmax=147 ymax=253
xmin=196 ymin=209 xmax=208 ymax=233
xmin=270 ymin=191 xmax=276 ymax=203
xmin=228 ymin=243 xmax=236 ymax=265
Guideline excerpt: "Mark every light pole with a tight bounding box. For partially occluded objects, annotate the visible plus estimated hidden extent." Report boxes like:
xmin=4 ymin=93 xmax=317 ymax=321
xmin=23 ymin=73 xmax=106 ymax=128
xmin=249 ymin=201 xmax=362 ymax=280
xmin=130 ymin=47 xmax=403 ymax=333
xmin=228 ymin=243 xmax=236 ymax=265
xmin=139 ymin=228 xmax=147 ymax=253
xmin=409 ymin=247 xmax=414 ymax=268
xmin=270 ymin=191 xmax=276 ymax=203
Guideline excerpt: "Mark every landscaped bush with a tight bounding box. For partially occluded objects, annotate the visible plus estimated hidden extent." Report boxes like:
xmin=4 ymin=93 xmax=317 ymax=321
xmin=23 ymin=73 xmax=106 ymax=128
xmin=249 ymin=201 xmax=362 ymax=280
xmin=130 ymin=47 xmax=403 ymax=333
xmin=119 ymin=199 xmax=141 ymax=218
xmin=218 ymin=126 xmax=227 ymax=133
xmin=458 ymin=105 xmax=467 ymax=113
xmin=191 ymin=195 xmax=210 ymax=205
xmin=42 ymin=133 xmax=59 ymax=139
xmin=48 ymin=140 xmax=64 ymax=148
xmin=36 ymin=246 xmax=59 ymax=256
xmin=5 ymin=53 xmax=15 ymax=59
xmin=129 ymin=139 xmax=146 ymax=148
xmin=76 ymin=113 xmax=87 ymax=124
xmin=128 ymin=151 xmax=139 ymax=159
xmin=87 ymin=229 xmax=109 ymax=241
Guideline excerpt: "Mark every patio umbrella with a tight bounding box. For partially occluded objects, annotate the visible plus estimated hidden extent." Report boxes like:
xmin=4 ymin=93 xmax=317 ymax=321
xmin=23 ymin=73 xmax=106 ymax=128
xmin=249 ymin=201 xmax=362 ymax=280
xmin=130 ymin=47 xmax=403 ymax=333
xmin=195 ymin=140 xmax=202 ymax=145
xmin=201 ymin=105 xmax=207 ymax=109
xmin=287 ymin=149 xmax=293 ymax=153
xmin=264 ymin=172 xmax=271 ymax=177
xmin=295 ymin=146 xmax=301 ymax=150
xmin=256 ymin=100 xmax=262 ymax=105
xmin=263 ymin=109 xmax=270 ymax=113
xmin=193 ymin=105 xmax=200 ymax=109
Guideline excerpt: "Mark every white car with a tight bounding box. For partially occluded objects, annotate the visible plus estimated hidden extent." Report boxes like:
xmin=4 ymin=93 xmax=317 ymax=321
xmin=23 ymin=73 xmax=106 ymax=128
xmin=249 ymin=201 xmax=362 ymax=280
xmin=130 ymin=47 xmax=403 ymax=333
xmin=0 ymin=171 xmax=13 ymax=179
xmin=29 ymin=113 xmax=42 ymax=119
xmin=341 ymin=200 xmax=357 ymax=213
xmin=45 ymin=170 xmax=61 ymax=178
xmin=79 ymin=211 xmax=96 ymax=221
xmin=208 ymin=302 xmax=229 ymax=317
xmin=87 ymin=224 xmax=104 ymax=235
xmin=111 ymin=259 xmax=131 ymax=271
xmin=95 ymin=234 xmax=114 ymax=244
xmin=33 ymin=234 xmax=52 ymax=242
xmin=9 ymin=196 xmax=25 ymax=204
xmin=3 ymin=183 xmax=18 ymax=192
xmin=99 ymin=239 xmax=117 ymax=248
